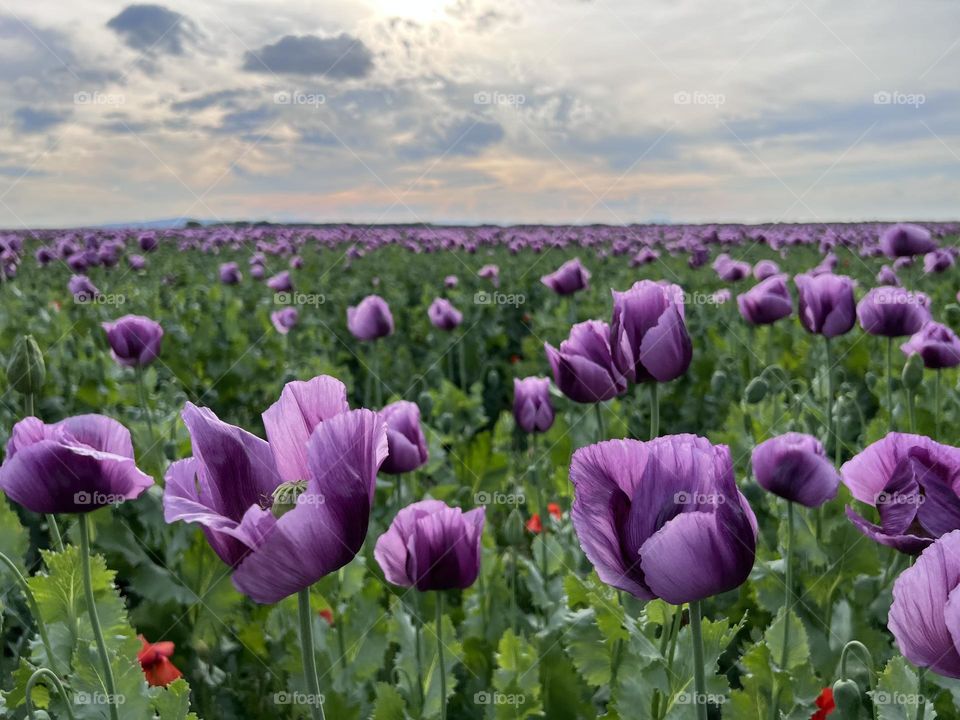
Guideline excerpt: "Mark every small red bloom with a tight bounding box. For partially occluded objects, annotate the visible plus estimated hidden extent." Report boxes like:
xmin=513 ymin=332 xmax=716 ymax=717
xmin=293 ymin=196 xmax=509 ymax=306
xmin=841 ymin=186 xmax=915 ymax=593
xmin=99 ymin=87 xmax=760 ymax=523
xmin=547 ymin=503 xmax=562 ymax=520
xmin=510 ymin=354 xmax=523 ymax=364
xmin=812 ymin=687 xmax=835 ymax=719
xmin=319 ymin=608 xmax=334 ymax=626
xmin=526 ymin=514 xmax=542 ymax=533
xmin=137 ymin=635 xmax=182 ymax=687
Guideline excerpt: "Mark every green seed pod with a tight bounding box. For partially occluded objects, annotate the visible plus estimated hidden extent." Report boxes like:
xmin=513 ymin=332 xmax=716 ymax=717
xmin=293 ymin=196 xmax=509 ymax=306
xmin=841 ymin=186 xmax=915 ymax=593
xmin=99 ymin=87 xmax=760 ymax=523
xmin=902 ymin=352 xmax=924 ymax=391
xmin=709 ymin=370 xmax=728 ymax=395
xmin=438 ymin=412 xmax=454 ymax=434
xmin=760 ymin=364 xmax=787 ymax=391
xmin=486 ymin=369 xmax=500 ymax=388
xmin=417 ymin=391 xmax=433 ymax=419
xmin=944 ymin=303 xmax=960 ymax=331
xmin=6 ymin=335 xmax=45 ymax=397
xmin=503 ymin=507 xmax=526 ymax=547
xmin=744 ymin=377 xmax=769 ymax=404
xmin=832 ymin=678 xmax=862 ymax=719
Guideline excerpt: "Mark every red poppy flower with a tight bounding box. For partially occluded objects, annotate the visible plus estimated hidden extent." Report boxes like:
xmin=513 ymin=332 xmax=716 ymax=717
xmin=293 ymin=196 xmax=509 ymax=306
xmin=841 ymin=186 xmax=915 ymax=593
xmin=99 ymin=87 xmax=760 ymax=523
xmin=547 ymin=503 xmax=562 ymax=520
xmin=526 ymin=514 xmax=542 ymax=533
xmin=812 ymin=687 xmax=835 ymax=719
xmin=510 ymin=354 xmax=523 ymax=364
xmin=137 ymin=635 xmax=182 ymax=687
xmin=319 ymin=608 xmax=334 ymax=626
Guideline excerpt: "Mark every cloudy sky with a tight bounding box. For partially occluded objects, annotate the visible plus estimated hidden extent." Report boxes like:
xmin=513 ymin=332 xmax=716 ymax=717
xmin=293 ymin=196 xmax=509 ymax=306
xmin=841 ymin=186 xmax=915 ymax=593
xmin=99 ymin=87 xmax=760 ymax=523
xmin=1 ymin=0 xmax=959 ymax=228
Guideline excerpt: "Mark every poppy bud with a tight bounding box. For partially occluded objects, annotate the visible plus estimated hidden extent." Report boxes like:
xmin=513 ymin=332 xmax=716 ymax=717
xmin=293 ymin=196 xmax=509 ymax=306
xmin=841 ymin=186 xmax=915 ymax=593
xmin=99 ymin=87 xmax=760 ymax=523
xmin=944 ymin=303 xmax=960 ymax=331
xmin=6 ymin=335 xmax=45 ymax=396
xmin=504 ymin=508 xmax=526 ymax=547
xmin=902 ymin=352 xmax=924 ymax=391
xmin=831 ymin=678 xmax=861 ymax=718
xmin=417 ymin=391 xmax=433 ymax=419
xmin=709 ymin=370 xmax=728 ymax=395
xmin=744 ymin=377 xmax=768 ymax=404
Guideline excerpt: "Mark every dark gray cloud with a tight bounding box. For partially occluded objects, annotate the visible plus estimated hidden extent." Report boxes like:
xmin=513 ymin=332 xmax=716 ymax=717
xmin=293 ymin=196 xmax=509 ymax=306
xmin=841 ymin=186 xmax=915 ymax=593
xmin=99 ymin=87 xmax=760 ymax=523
xmin=242 ymin=34 xmax=373 ymax=79
xmin=170 ymin=89 xmax=253 ymax=113
xmin=13 ymin=107 xmax=69 ymax=133
xmin=106 ymin=4 xmax=197 ymax=55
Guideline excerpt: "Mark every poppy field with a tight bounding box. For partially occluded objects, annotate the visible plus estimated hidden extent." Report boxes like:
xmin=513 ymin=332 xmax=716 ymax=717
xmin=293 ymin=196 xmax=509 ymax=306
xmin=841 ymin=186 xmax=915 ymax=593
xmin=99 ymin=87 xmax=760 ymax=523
xmin=3 ymin=221 xmax=960 ymax=720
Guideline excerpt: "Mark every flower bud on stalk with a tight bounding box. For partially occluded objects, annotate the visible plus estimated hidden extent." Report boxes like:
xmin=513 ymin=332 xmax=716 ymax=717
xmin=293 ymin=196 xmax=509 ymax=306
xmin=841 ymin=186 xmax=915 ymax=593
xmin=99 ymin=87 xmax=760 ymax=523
xmin=902 ymin=352 xmax=924 ymax=391
xmin=831 ymin=678 xmax=861 ymax=719
xmin=504 ymin=508 xmax=526 ymax=547
xmin=7 ymin=335 xmax=45 ymax=397
xmin=744 ymin=377 xmax=768 ymax=404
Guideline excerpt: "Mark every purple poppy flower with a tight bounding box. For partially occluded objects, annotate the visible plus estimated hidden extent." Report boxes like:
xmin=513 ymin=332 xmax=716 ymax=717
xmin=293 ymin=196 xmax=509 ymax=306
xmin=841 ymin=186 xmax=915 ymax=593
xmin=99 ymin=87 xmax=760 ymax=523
xmin=0 ymin=415 xmax=153 ymax=513
xmin=880 ymin=224 xmax=937 ymax=258
xmin=347 ymin=295 xmax=394 ymax=341
xmin=631 ymin=248 xmax=659 ymax=267
xmin=478 ymin=264 xmax=500 ymax=287
xmin=570 ymin=434 xmax=757 ymax=603
xmin=856 ymin=286 xmax=931 ymax=338
xmin=751 ymin=433 xmax=839 ymax=507
xmin=102 ymin=315 xmax=164 ymax=368
xmin=250 ymin=264 xmax=266 ymax=280
xmin=794 ymin=273 xmax=856 ymax=337
xmin=379 ymin=400 xmax=429 ymax=474
xmin=753 ymin=259 xmax=780 ymax=280
xmin=737 ymin=274 xmax=793 ymax=325
xmin=716 ymin=258 xmax=752 ymax=282
xmin=139 ymin=233 xmax=159 ymax=252
xmin=35 ymin=247 xmax=54 ymax=266
xmin=902 ymin=322 xmax=960 ymax=369
xmin=610 ymin=281 xmax=692 ymax=384
xmin=925 ymin=250 xmax=954 ymax=274
xmin=428 ymin=298 xmax=463 ymax=331
xmin=374 ymin=499 xmax=485 ymax=591
xmin=541 ymin=257 xmax=591 ymax=295
xmin=876 ymin=265 xmax=900 ymax=286
xmin=545 ymin=320 xmax=627 ymax=403
xmin=513 ymin=376 xmax=555 ymax=434
xmin=842 ymin=433 xmax=960 ymax=554
xmin=270 ymin=308 xmax=298 ymax=335
xmin=164 ymin=388 xmax=387 ymax=603
xmin=68 ymin=274 xmax=99 ymax=301
xmin=266 ymin=271 xmax=293 ymax=293
xmin=894 ymin=256 xmax=914 ymax=270
xmin=220 ymin=262 xmax=242 ymax=285
xmin=128 ymin=254 xmax=147 ymax=271
xmin=444 ymin=275 xmax=458 ymax=289
xmin=888 ymin=531 xmax=960 ymax=678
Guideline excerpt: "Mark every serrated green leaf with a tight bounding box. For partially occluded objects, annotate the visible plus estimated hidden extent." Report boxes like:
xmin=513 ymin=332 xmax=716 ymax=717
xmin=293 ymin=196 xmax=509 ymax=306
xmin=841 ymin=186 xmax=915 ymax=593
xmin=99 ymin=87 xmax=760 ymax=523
xmin=765 ymin=608 xmax=809 ymax=671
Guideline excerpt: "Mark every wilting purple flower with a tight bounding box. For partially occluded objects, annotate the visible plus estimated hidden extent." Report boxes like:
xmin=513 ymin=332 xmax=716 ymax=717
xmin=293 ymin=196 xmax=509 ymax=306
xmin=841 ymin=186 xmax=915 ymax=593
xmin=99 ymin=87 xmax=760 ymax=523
xmin=753 ymin=259 xmax=780 ymax=280
xmin=128 ymin=254 xmax=147 ymax=271
xmin=444 ymin=275 xmax=458 ymax=289
xmin=570 ymin=434 xmax=757 ymax=603
xmin=68 ymin=275 xmax=99 ymax=301
xmin=610 ymin=281 xmax=692 ymax=384
xmin=888 ymin=531 xmax=960 ymax=678
xmin=925 ymin=250 xmax=954 ymax=274
xmin=379 ymin=400 xmax=429 ymax=474
xmin=737 ymin=274 xmax=793 ymax=325
xmin=478 ymin=264 xmax=500 ymax=287
xmin=545 ymin=320 xmax=627 ymax=403
xmin=513 ymin=377 xmax=555 ymax=433
xmin=902 ymin=322 xmax=960 ymax=369
xmin=541 ymin=257 xmax=591 ymax=295
xmin=428 ymin=298 xmax=463 ymax=331
xmin=794 ymin=273 xmax=856 ymax=337
xmin=102 ymin=315 xmax=164 ymax=368
xmin=266 ymin=271 xmax=293 ymax=293
xmin=347 ymin=295 xmax=394 ymax=341
xmin=880 ymin=224 xmax=937 ymax=258
xmin=220 ymin=262 xmax=242 ymax=285
xmin=842 ymin=433 xmax=960 ymax=554
xmin=374 ymin=499 xmax=484 ymax=591
xmin=0 ymin=415 xmax=153 ymax=513
xmin=270 ymin=308 xmax=298 ymax=335
xmin=164 ymin=380 xmax=387 ymax=603
xmin=751 ymin=433 xmax=839 ymax=507
xmin=856 ymin=286 xmax=931 ymax=337
xmin=877 ymin=265 xmax=900 ymax=286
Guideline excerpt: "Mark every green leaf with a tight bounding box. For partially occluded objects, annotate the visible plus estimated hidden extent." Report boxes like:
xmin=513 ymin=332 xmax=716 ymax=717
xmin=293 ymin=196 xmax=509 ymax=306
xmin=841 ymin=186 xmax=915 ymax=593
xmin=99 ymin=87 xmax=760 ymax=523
xmin=874 ymin=657 xmax=936 ymax=720
xmin=371 ymin=682 xmax=406 ymax=720
xmin=151 ymin=678 xmax=194 ymax=720
xmin=0 ymin=493 xmax=28 ymax=575
xmin=765 ymin=608 xmax=809 ymax=671
xmin=491 ymin=629 xmax=543 ymax=718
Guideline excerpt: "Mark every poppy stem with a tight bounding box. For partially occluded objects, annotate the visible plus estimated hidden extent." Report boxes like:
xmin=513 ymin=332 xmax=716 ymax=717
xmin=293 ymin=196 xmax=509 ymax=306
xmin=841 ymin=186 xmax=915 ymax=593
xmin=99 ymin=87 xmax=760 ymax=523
xmin=915 ymin=666 xmax=926 ymax=720
xmin=297 ymin=589 xmax=326 ymax=720
xmin=650 ymin=382 xmax=660 ymax=439
xmin=533 ymin=435 xmax=549 ymax=586
xmin=689 ymin=600 xmax=707 ymax=720
xmin=25 ymin=668 xmax=76 ymax=720
xmin=824 ymin=337 xmax=835 ymax=463
xmin=887 ymin=337 xmax=895 ymax=432
xmin=373 ymin=349 xmax=383 ymax=407
xmin=414 ymin=594 xmax=424 ymax=713
xmin=436 ymin=592 xmax=447 ymax=720
xmin=0 ymin=551 xmax=61 ymax=676
xmin=594 ymin=403 xmax=605 ymax=441
xmin=936 ymin=368 xmax=942 ymax=439
xmin=134 ymin=366 xmax=156 ymax=446
xmin=79 ymin=515 xmax=120 ymax=720
xmin=510 ymin=543 xmax=519 ymax=634
xmin=458 ymin=333 xmax=467 ymax=390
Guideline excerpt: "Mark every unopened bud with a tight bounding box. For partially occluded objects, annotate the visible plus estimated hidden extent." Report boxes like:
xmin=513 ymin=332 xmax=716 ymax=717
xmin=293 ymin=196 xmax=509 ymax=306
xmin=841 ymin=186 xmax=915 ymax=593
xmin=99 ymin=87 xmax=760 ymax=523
xmin=7 ymin=335 xmax=45 ymax=397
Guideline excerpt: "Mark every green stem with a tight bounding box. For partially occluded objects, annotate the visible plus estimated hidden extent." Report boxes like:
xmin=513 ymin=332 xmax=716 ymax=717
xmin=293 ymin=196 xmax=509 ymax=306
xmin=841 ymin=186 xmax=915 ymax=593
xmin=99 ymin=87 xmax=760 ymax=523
xmin=26 ymin=668 xmax=76 ymax=720
xmin=373 ymin=348 xmax=383 ymax=407
xmin=458 ymin=333 xmax=467 ymax=390
xmin=594 ymin=402 xmax=606 ymax=441
xmin=0 ymin=552 xmax=61 ymax=675
xmin=936 ymin=369 xmax=942 ymax=439
xmin=79 ymin=515 xmax=120 ymax=720
xmin=916 ymin=667 xmax=926 ymax=720
xmin=650 ymin=382 xmax=660 ymax=439
xmin=134 ymin=367 xmax=156 ymax=445
xmin=436 ymin=593 xmax=447 ymax=720
xmin=908 ymin=390 xmax=917 ymax=433
xmin=510 ymin=544 xmax=519 ymax=635
xmin=297 ymin=589 xmax=326 ymax=720
xmin=887 ymin=337 xmax=895 ymax=432
xmin=771 ymin=501 xmax=794 ymax=720
xmin=336 ymin=574 xmax=347 ymax=672
xmin=690 ymin=600 xmax=707 ymax=720
xmin=825 ymin=338 xmax=837 ymax=465
xmin=414 ymin=595 xmax=424 ymax=714
xmin=533 ymin=435 xmax=549 ymax=586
